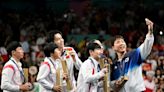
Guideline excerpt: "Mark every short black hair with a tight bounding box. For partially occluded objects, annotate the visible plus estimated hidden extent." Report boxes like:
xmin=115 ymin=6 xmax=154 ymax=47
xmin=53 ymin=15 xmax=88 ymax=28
xmin=6 ymin=41 xmax=21 ymax=55
xmin=47 ymin=30 xmax=62 ymax=43
xmin=43 ymin=42 xmax=58 ymax=57
xmin=111 ymin=35 xmax=124 ymax=46
xmin=89 ymin=39 xmax=96 ymax=43
xmin=87 ymin=42 xmax=101 ymax=55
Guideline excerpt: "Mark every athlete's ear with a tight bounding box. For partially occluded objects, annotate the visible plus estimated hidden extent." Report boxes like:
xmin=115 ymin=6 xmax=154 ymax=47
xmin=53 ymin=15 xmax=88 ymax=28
xmin=11 ymin=50 xmax=15 ymax=55
xmin=89 ymin=50 xmax=93 ymax=55
xmin=112 ymin=46 xmax=115 ymax=50
xmin=50 ymin=52 xmax=54 ymax=57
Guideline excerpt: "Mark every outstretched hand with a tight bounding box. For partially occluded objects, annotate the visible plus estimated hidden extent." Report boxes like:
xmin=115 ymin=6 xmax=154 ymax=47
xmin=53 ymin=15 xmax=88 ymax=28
xmin=145 ymin=18 xmax=154 ymax=34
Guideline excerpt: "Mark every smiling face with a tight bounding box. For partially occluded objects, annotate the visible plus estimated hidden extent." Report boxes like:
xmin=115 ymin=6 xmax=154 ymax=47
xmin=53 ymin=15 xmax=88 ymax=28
xmin=112 ymin=38 xmax=127 ymax=54
xmin=54 ymin=33 xmax=64 ymax=49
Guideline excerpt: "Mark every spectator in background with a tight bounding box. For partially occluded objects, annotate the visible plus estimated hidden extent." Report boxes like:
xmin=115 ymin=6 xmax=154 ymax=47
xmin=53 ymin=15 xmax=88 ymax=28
xmin=77 ymin=36 xmax=90 ymax=61
xmin=155 ymin=69 xmax=162 ymax=79
xmin=145 ymin=54 xmax=157 ymax=71
xmin=28 ymin=66 xmax=41 ymax=92
xmin=158 ymin=56 xmax=164 ymax=70
xmin=0 ymin=46 xmax=8 ymax=63
xmin=1 ymin=41 xmax=32 ymax=92
xmin=19 ymin=35 xmax=30 ymax=54
xmin=144 ymin=71 xmax=156 ymax=92
xmin=156 ymin=78 xmax=164 ymax=92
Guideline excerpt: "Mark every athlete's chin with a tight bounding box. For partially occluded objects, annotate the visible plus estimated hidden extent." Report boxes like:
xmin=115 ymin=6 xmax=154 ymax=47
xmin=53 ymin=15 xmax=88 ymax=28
xmin=118 ymin=49 xmax=126 ymax=53
xmin=19 ymin=56 xmax=24 ymax=59
xmin=20 ymin=54 xmax=24 ymax=58
xmin=61 ymin=44 xmax=64 ymax=48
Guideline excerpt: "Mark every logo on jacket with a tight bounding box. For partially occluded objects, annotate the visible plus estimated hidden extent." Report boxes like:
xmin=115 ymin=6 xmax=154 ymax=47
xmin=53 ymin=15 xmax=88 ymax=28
xmin=124 ymin=57 xmax=129 ymax=63
xmin=114 ymin=66 xmax=117 ymax=69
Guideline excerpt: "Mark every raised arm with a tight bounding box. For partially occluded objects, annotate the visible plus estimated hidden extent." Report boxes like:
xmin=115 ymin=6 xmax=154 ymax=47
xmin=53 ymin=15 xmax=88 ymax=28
xmin=139 ymin=18 xmax=154 ymax=60
xmin=65 ymin=47 xmax=82 ymax=70
xmin=72 ymin=48 xmax=82 ymax=70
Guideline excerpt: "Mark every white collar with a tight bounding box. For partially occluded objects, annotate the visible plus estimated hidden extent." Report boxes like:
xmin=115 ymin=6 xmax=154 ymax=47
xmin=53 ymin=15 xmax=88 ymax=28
xmin=89 ymin=56 xmax=99 ymax=66
xmin=10 ymin=57 xmax=22 ymax=68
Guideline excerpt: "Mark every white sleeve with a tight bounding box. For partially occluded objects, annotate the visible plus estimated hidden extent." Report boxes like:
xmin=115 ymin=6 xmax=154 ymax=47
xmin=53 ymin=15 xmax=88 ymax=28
xmin=81 ymin=63 xmax=104 ymax=84
xmin=1 ymin=67 xmax=20 ymax=91
xmin=37 ymin=64 xmax=54 ymax=90
xmin=139 ymin=34 xmax=154 ymax=60
xmin=72 ymin=48 xmax=82 ymax=70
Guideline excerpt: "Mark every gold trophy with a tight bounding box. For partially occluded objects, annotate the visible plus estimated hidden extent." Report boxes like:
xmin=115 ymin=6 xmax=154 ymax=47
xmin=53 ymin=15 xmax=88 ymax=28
xmin=115 ymin=76 xmax=128 ymax=92
xmin=61 ymin=59 xmax=73 ymax=90
xmin=99 ymin=57 xmax=112 ymax=92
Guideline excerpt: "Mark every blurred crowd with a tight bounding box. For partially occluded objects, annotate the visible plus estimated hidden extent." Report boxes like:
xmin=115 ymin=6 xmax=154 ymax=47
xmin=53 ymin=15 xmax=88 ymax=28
xmin=0 ymin=1 xmax=164 ymax=92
